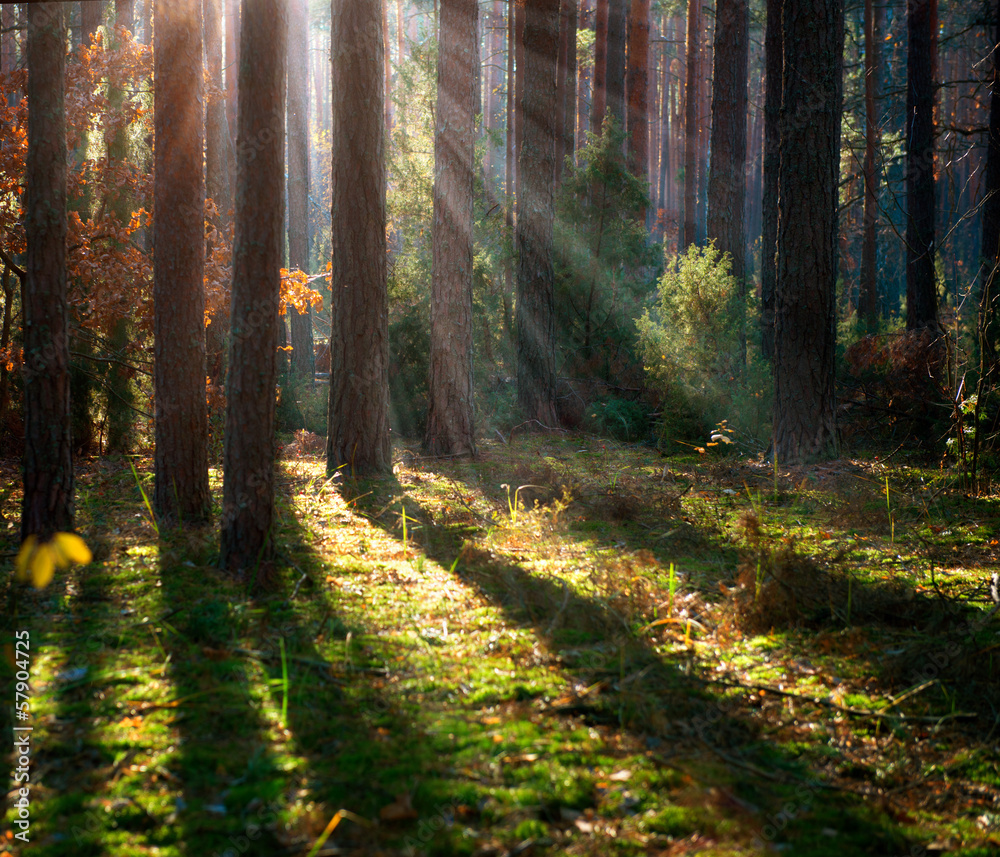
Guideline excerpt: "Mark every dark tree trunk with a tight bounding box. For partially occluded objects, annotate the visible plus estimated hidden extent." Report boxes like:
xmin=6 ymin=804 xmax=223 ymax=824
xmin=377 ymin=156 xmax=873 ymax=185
xmin=980 ymin=0 xmax=1000 ymax=374
xmin=564 ymin=0 xmax=576 ymax=167
xmin=858 ymin=0 xmax=881 ymax=328
xmin=154 ymin=0 xmax=210 ymax=524
xmin=905 ymin=0 xmax=938 ymax=331
xmin=516 ymin=0 xmax=559 ymax=426
xmin=81 ymin=1 xmax=103 ymax=47
xmin=22 ymin=2 xmax=72 ymax=540
xmin=287 ymin=0 xmax=314 ymax=380
xmin=626 ymin=0 xmax=649 ymax=211
xmin=680 ymin=0 xmax=698 ymax=251
xmin=205 ymin=0 xmax=232 ymax=227
xmin=706 ymin=0 xmax=748 ymax=362
xmin=760 ymin=0 xmax=781 ymax=360
xmin=590 ymin=0 xmax=608 ymax=134
xmin=327 ymin=0 xmax=391 ymax=476
xmin=772 ymin=0 xmax=843 ymax=464
xmin=605 ymin=0 xmax=625 ymax=130
xmin=554 ymin=0 xmax=570 ymax=184
xmin=425 ymin=0 xmax=478 ymax=456
xmin=221 ymin=0 xmax=287 ymax=574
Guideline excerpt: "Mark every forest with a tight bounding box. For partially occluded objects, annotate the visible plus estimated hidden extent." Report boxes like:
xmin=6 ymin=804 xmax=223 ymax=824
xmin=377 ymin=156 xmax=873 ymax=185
xmin=2 ymin=0 xmax=1000 ymax=854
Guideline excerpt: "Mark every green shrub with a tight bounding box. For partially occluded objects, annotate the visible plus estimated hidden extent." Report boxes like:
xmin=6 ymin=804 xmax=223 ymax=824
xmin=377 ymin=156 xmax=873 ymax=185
xmin=582 ymin=394 xmax=650 ymax=442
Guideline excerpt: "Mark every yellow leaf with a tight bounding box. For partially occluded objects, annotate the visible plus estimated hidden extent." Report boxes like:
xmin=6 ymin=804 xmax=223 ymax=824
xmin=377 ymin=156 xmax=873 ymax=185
xmin=52 ymin=532 xmax=92 ymax=566
xmin=30 ymin=545 xmax=56 ymax=589
xmin=14 ymin=535 xmax=38 ymax=582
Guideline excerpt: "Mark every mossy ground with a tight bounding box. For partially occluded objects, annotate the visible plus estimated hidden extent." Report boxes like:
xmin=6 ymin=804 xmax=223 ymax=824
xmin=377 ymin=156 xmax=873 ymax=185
xmin=1 ymin=433 xmax=999 ymax=855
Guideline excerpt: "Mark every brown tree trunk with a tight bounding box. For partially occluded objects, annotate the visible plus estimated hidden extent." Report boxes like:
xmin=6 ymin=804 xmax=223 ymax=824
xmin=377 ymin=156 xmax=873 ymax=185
xmin=680 ymin=0 xmax=697 ymax=250
xmin=979 ymin=0 xmax=1000 ymax=374
xmin=327 ymin=0 xmax=391 ymax=476
xmin=2 ymin=5 xmax=15 ymax=78
xmin=605 ymin=0 xmax=625 ymax=130
xmin=22 ymin=2 xmax=73 ymax=540
xmin=516 ymin=0 xmax=559 ymax=426
xmin=154 ymin=0 xmax=210 ymax=524
xmin=591 ymin=0 xmax=608 ymax=134
xmin=564 ymin=0 xmax=576 ymax=168
xmin=425 ymin=0 xmax=478 ymax=456
xmin=81 ymin=1 xmax=103 ymax=47
xmin=115 ymin=0 xmax=134 ymax=30
xmin=858 ymin=0 xmax=881 ymax=327
xmin=706 ymin=0 xmax=748 ymax=289
xmin=225 ymin=0 xmax=239 ymax=152
xmin=221 ymin=0 xmax=287 ymax=574
xmin=905 ymin=0 xmax=938 ymax=331
xmin=554 ymin=0 xmax=570 ymax=184
xmin=696 ymin=20 xmax=710 ymax=243
xmin=772 ymin=0 xmax=843 ymax=464
xmin=287 ymin=0 xmax=313 ymax=380
xmin=625 ymin=0 xmax=648 ymax=211
xmin=760 ymin=0 xmax=781 ymax=360
xmin=205 ymin=0 xmax=232 ymax=226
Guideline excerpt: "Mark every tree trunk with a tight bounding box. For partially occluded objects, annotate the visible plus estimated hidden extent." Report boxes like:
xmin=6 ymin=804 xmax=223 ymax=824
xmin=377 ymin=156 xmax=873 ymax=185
xmin=625 ymin=0 xmax=649 ymax=213
xmin=221 ymin=0 xmax=287 ymax=574
xmin=760 ymin=0 xmax=781 ymax=360
xmin=706 ymin=0 xmax=748 ymax=320
xmin=225 ymin=0 xmax=239 ymax=154
xmin=564 ymin=0 xmax=576 ymax=167
xmin=605 ymin=0 xmax=625 ymax=131
xmin=154 ymin=0 xmax=210 ymax=524
xmin=772 ymin=0 xmax=843 ymax=465
xmin=554 ymin=0 xmax=570 ymax=184
xmin=22 ymin=2 xmax=73 ymax=540
xmin=425 ymin=0 xmax=478 ymax=456
xmin=905 ymin=0 xmax=938 ymax=331
xmin=680 ymin=0 xmax=698 ymax=251
xmin=287 ymin=0 xmax=314 ymax=380
xmin=591 ymin=0 xmax=608 ymax=134
xmin=516 ymin=0 xmax=559 ymax=427
xmin=980 ymin=0 xmax=1000 ymax=376
xmin=858 ymin=0 xmax=881 ymax=328
xmin=81 ymin=1 xmax=103 ymax=47
xmin=205 ymin=0 xmax=232 ymax=226
xmin=328 ymin=0 xmax=391 ymax=476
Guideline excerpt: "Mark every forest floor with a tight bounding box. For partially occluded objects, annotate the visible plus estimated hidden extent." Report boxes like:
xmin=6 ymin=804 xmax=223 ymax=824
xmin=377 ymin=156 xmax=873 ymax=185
xmin=1 ymin=432 xmax=1000 ymax=856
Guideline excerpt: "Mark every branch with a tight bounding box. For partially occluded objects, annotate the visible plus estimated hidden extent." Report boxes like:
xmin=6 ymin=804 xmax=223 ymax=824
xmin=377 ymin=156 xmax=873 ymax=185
xmin=0 ymin=247 xmax=24 ymax=281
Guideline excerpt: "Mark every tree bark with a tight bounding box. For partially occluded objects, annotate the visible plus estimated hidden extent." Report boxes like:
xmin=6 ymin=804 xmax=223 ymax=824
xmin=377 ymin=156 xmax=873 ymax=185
xmin=605 ymin=0 xmax=625 ymax=131
xmin=625 ymin=0 xmax=649 ymax=211
xmin=287 ymin=0 xmax=314 ymax=380
xmin=760 ymin=0 xmax=781 ymax=360
xmin=905 ymin=0 xmax=938 ymax=331
xmin=221 ymin=0 xmax=287 ymax=574
xmin=979 ymin=0 xmax=1000 ymax=376
xmin=205 ymin=0 xmax=232 ymax=227
xmin=772 ymin=0 xmax=843 ymax=464
xmin=858 ymin=0 xmax=881 ymax=328
xmin=22 ymin=2 xmax=73 ymax=540
xmin=154 ymin=0 xmax=210 ymax=524
xmin=81 ymin=1 xmax=103 ymax=47
xmin=425 ymin=0 xmax=478 ymax=456
xmin=516 ymin=0 xmax=559 ymax=426
xmin=327 ymin=0 xmax=392 ymax=476
xmin=706 ymin=0 xmax=748 ymax=308
xmin=590 ymin=0 xmax=608 ymax=135
xmin=680 ymin=0 xmax=698 ymax=251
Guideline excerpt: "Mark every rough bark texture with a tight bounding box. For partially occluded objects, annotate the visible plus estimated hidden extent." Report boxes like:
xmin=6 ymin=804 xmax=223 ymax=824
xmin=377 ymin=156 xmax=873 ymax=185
xmin=327 ymin=0 xmax=391 ymax=476
xmin=516 ymin=0 xmax=559 ymax=427
xmin=22 ymin=2 xmax=72 ymax=540
xmin=221 ymin=0 xmax=287 ymax=574
xmin=980 ymin=0 xmax=1000 ymax=373
xmin=287 ymin=0 xmax=314 ymax=380
xmin=564 ymin=0 xmax=576 ymax=167
xmin=772 ymin=0 xmax=843 ymax=465
xmin=706 ymin=0 xmax=748 ymax=287
xmin=605 ymin=0 xmax=625 ymax=130
xmin=905 ymin=0 xmax=938 ymax=331
xmin=116 ymin=0 xmax=134 ymax=29
xmin=760 ymin=0 xmax=781 ymax=360
xmin=858 ymin=0 xmax=880 ymax=328
xmin=81 ymin=1 xmax=104 ymax=47
xmin=680 ymin=0 xmax=698 ymax=251
xmin=625 ymin=0 xmax=648 ymax=202
xmin=425 ymin=0 xmax=478 ymax=456
xmin=590 ymin=0 xmax=608 ymax=134
xmin=554 ymin=0 xmax=570 ymax=184
xmin=154 ymin=0 xmax=210 ymax=524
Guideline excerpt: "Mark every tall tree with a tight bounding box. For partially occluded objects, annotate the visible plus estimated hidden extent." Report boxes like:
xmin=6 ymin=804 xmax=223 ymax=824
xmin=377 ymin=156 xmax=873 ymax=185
xmin=287 ymin=0 xmax=314 ymax=380
xmin=590 ymin=0 xmax=608 ymax=135
xmin=327 ymin=0 xmax=392 ymax=475
xmin=154 ymin=0 xmax=211 ymax=524
xmin=772 ymin=0 xmax=844 ymax=464
xmin=220 ymin=0 xmax=287 ymax=574
xmin=979 ymin=0 xmax=1000 ymax=375
xmin=605 ymin=0 xmax=625 ymax=130
xmin=516 ymin=0 xmax=560 ymax=426
xmin=680 ymin=0 xmax=698 ymax=251
xmin=625 ymin=0 xmax=649 ymax=212
xmin=22 ymin=2 xmax=72 ymax=539
xmin=81 ymin=1 xmax=104 ymax=46
xmin=204 ymin=0 xmax=232 ymax=227
xmin=425 ymin=0 xmax=478 ymax=456
xmin=706 ymin=0 xmax=748 ymax=327
xmin=858 ymin=0 xmax=881 ymax=327
xmin=905 ymin=0 xmax=938 ymax=331
xmin=759 ymin=0 xmax=780 ymax=359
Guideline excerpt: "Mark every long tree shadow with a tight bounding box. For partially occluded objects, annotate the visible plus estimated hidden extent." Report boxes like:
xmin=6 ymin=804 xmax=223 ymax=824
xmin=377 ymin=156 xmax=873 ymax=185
xmin=347 ymin=471 xmax=930 ymax=856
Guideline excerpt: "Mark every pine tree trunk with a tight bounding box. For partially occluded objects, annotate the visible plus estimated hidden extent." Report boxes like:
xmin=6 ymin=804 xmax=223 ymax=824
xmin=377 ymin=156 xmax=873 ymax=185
xmin=205 ymin=0 xmax=232 ymax=228
xmin=516 ymin=0 xmax=559 ymax=426
xmin=154 ymin=0 xmax=210 ymax=524
xmin=858 ymin=0 xmax=881 ymax=327
xmin=327 ymin=0 xmax=391 ymax=476
xmin=81 ymin=1 xmax=103 ymax=47
xmin=772 ymin=0 xmax=843 ymax=464
xmin=425 ymin=0 xmax=478 ymax=456
xmin=760 ymin=0 xmax=781 ymax=360
xmin=22 ymin=2 xmax=73 ymax=540
xmin=680 ymin=0 xmax=697 ymax=250
xmin=625 ymin=0 xmax=648 ymax=217
xmin=605 ymin=0 xmax=625 ymax=130
xmin=221 ymin=0 xmax=287 ymax=574
xmin=591 ymin=0 xmax=608 ymax=134
xmin=979 ymin=0 xmax=1000 ymax=376
xmin=905 ymin=0 xmax=938 ymax=331
xmin=287 ymin=0 xmax=314 ymax=380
